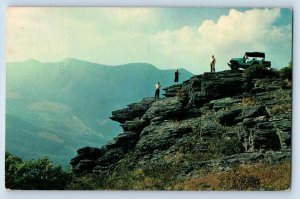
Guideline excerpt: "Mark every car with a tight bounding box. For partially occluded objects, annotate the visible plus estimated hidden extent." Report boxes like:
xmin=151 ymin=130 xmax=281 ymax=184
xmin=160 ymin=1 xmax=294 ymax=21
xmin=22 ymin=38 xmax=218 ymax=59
xmin=228 ymin=52 xmax=271 ymax=70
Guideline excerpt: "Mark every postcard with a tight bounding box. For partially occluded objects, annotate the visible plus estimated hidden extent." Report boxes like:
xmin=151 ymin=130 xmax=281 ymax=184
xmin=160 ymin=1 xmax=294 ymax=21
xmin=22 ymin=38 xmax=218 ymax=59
xmin=5 ymin=7 xmax=292 ymax=190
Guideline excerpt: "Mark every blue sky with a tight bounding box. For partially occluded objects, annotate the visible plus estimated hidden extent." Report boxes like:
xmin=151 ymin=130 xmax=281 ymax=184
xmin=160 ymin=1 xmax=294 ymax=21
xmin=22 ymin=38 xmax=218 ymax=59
xmin=7 ymin=7 xmax=292 ymax=74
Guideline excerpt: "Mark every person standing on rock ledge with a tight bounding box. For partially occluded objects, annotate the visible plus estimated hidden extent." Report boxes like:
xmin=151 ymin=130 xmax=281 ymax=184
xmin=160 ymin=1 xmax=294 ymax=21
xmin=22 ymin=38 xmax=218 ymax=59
xmin=174 ymin=69 xmax=180 ymax=84
xmin=154 ymin=82 xmax=161 ymax=99
xmin=210 ymin=55 xmax=216 ymax=72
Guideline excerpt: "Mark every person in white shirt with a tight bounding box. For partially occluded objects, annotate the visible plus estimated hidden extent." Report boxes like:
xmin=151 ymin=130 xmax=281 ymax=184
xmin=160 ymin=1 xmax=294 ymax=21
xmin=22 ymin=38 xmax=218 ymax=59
xmin=210 ymin=55 xmax=216 ymax=72
xmin=154 ymin=82 xmax=161 ymax=99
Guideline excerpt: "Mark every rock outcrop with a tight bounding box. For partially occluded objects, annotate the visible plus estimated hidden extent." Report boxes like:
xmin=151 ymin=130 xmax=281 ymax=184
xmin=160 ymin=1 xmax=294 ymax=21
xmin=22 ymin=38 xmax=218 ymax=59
xmin=70 ymin=70 xmax=291 ymax=179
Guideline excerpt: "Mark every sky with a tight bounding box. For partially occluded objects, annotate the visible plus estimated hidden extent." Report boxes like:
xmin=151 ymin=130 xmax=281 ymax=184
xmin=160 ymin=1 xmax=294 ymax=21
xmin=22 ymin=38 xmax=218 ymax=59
xmin=6 ymin=7 xmax=292 ymax=74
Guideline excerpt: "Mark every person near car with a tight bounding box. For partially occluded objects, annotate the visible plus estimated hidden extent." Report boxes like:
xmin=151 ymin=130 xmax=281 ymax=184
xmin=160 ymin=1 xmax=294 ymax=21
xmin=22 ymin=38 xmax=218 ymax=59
xmin=210 ymin=55 xmax=216 ymax=72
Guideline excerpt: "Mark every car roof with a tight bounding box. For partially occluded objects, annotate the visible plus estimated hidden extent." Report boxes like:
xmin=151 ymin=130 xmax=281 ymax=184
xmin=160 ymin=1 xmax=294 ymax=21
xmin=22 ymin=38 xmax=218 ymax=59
xmin=245 ymin=52 xmax=265 ymax=58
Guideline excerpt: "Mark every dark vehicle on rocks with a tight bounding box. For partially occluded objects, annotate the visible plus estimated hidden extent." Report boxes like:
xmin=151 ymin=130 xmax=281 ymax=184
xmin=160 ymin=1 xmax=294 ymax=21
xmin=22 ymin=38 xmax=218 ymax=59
xmin=228 ymin=52 xmax=271 ymax=70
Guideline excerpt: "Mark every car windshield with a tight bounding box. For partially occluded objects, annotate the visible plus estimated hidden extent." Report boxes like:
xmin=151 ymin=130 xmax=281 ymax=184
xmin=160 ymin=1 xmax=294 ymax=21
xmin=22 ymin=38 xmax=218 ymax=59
xmin=248 ymin=57 xmax=264 ymax=62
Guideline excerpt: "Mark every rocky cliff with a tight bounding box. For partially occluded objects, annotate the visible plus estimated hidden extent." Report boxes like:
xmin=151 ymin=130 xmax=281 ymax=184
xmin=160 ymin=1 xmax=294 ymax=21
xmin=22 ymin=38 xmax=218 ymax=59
xmin=70 ymin=70 xmax=291 ymax=189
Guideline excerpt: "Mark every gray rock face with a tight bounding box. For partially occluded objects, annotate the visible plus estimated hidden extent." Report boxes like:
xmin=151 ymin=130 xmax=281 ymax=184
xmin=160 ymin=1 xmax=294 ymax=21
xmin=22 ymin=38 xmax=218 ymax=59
xmin=273 ymin=118 xmax=291 ymax=149
xmin=96 ymin=147 xmax=125 ymax=166
xmin=110 ymin=97 xmax=156 ymax=123
xmin=70 ymin=147 xmax=105 ymax=166
xmin=142 ymin=97 xmax=186 ymax=121
xmin=163 ymin=84 xmax=183 ymax=97
xmin=218 ymin=108 xmax=243 ymax=126
xmin=218 ymin=105 xmax=269 ymax=126
xmin=70 ymin=70 xmax=291 ymax=176
xmin=239 ymin=105 xmax=269 ymax=119
xmin=122 ymin=118 xmax=147 ymax=133
xmin=187 ymin=71 xmax=250 ymax=106
xmin=70 ymin=147 xmax=106 ymax=173
xmin=209 ymin=97 xmax=241 ymax=111
xmin=106 ymin=131 xmax=139 ymax=150
xmin=137 ymin=122 xmax=193 ymax=154
xmin=252 ymin=122 xmax=281 ymax=150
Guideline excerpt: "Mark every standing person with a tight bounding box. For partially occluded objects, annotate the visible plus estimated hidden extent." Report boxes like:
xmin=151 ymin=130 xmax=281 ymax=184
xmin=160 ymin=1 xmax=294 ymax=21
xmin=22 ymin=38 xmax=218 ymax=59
xmin=154 ymin=82 xmax=160 ymax=99
xmin=174 ymin=69 xmax=180 ymax=84
xmin=210 ymin=55 xmax=216 ymax=72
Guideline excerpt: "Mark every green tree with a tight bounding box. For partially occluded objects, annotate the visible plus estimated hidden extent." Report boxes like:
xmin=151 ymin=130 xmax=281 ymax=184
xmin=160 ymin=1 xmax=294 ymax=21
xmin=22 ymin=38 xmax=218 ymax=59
xmin=279 ymin=61 xmax=292 ymax=80
xmin=5 ymin=152 xmax=72 ymax=190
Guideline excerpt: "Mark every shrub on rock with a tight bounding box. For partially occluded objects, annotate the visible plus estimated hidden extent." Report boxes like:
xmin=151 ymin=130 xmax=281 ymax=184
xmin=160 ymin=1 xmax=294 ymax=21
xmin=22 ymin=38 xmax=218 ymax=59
xmin=243 ymin=65 xmax=279 ymax=79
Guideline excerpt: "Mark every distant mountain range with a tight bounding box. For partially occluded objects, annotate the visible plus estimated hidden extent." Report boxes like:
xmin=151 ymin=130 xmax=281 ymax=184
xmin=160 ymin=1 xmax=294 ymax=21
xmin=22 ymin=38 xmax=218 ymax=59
xmin=6 ymin=58 xmax=193 ymax=165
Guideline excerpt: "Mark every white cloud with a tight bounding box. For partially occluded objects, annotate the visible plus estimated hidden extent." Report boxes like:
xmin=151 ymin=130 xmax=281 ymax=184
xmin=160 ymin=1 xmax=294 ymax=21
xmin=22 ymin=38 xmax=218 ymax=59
xmin=6 ymin=7 xmax=159 ymax=63
xmin=198 ymin=8 xmax=281 ymax=45
xmin=7 ymin=8 xmax=292 ymax=74
xmin=150 ymin=8 xmax=291 ymax=73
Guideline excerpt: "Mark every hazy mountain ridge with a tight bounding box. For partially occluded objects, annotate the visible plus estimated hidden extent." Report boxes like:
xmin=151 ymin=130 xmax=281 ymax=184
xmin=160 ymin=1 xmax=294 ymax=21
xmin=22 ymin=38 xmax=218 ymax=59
xmin=6 ymin=58 xmax=193 ymax=165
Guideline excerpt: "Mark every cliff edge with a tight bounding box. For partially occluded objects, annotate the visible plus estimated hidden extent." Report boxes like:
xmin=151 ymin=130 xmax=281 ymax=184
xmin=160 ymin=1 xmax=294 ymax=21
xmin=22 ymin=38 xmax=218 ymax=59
xmin=70 ymin=70 xmax=291 ymax=190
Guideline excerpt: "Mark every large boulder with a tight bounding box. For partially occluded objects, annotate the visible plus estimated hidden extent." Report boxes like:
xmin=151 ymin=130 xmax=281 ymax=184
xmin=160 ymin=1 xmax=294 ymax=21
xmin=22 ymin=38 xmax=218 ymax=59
xmin=186 ymin=71 xmax=250 ymax=106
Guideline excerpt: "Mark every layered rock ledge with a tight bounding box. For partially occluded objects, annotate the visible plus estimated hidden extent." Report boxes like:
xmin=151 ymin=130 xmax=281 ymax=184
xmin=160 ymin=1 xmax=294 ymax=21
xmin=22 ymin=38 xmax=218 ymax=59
xmin=70 ymin=70 xmax=291 ymax=177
